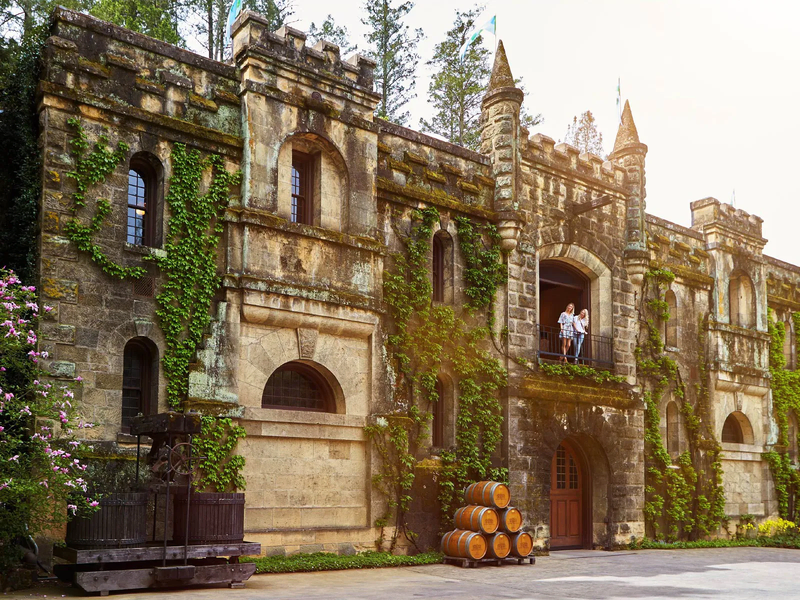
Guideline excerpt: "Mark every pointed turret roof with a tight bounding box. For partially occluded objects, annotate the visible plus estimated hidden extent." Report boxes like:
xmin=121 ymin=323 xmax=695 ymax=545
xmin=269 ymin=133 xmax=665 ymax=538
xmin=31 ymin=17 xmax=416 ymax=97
xmin=488 ymin=40 xmax=515 ymax=90
xmin=613 ymin=100 xmax=640 ymax=152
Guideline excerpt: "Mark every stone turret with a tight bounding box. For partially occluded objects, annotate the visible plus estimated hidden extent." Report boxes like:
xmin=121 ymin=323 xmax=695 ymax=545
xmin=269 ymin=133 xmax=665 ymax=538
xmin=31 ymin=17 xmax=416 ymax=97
xmin=481 ymin=41 xmax=525 ymax=251
xmin=610 ymin=100 xmax=649 ymax=284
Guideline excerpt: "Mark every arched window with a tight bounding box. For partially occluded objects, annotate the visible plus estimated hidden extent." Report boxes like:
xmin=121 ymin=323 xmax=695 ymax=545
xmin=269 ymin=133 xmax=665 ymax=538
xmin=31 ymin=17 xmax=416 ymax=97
xmin=666 ymin=401 xmax=680 ymax=456
xmin=664 ymin=289 xmax=678 ymax=348
xmin=122 ymin=338 xmax=157 ymax=433
xmin=431 ymin=230 xmax=453 ymax=304
xmin=431 ymin=378 xmax=445 ymax=447
xmin=127 ymin=153 xmax=161 ymax=247
xmin=784 ymin=320 xmax=794 ymax=370
xmin=721 ymin=411 xmax=754 ymax=445
xmin=789 ymin=411 xmax=799 ymax=463
xmin=290 ymin=151 xmax=313 ymax=225
xmin=729 ymin=272 xmax=755 ymax=328
xmin=262 ymin=361 xmax=335 ymax=412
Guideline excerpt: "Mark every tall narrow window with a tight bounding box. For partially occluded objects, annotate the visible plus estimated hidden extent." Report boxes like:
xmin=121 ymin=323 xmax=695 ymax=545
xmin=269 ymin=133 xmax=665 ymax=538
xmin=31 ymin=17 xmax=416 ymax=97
xmin=729 ymin=272 xmax=754 ymax=328
xmin=122 ymin=338 xmax=155 ymax=433
xmin=665 ymin=290 xmax=678 ymax=347
xmin=291 ymin=152 xmax=312 ymax=225
xmin=432 ymin=235 xmax=444 ymax=302
xmin=722 ymin=413 xmax=744 ymax=444
xmin=126 ymin=154 xmax=160 ymax=247
xmin=784 ymin=320 xmax=794 ymax=369
xmin=789 ymin=412 xmax=799 ymax=463
xmin=432 ymin=378 xmax=445 ymax=447
xmin=666 ymin=401 xmax=679 ymax=456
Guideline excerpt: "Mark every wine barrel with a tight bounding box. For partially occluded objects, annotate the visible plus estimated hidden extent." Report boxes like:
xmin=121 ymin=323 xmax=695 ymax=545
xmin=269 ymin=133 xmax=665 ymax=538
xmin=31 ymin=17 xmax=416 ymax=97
xmin=65 ymin=493 xmax=148 ymax=549
xmin=509 ymin=531 xmax=533 ymax=557
xmin=441 ymin=529 xmax=487 ymax=560
xmin=499 ymin=506 xmax=523 ymax=533
xmin=464 ymin=481 xmax=510 ymax=509
xmin=454 ymin=505 xmax=499 ymax=534
xmin=485 ymin=532 xmax=511 ymax=559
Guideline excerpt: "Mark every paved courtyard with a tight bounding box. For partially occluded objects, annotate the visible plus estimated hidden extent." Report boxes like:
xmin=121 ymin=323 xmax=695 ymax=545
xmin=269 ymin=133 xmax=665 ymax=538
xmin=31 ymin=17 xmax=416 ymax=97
xmin=6 ymin=548 xmax=800 ymax=600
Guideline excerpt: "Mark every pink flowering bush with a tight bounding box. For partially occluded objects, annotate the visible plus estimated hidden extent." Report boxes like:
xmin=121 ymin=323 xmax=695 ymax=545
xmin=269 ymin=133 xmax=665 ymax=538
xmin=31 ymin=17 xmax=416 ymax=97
xmin=0 ymin=269 xmax=96 ymax=569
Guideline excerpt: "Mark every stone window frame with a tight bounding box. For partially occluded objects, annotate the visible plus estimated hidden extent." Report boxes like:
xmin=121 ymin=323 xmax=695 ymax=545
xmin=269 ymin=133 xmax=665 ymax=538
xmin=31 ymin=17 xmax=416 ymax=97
xmin=121 ymin=337 xmax=158 ymax=433
xmin=728 ymin=271 xmax=755 ymax=329
xmin=666 ymin=400 xmax=681 ymax=457
xmin=290 ymin=150 xmax=314 ymax=226
xmin=261 ymin=360 xmax=337 ymax=413
xmin=127 ymin=152 xmax=163 ymax=248
xmin=721 ymin=411 xmax=754 ymax=445
xmin=431 ymin=228 xmax=454 ymax=304
xmin=664 ymin=289 xmax=678 ymax=349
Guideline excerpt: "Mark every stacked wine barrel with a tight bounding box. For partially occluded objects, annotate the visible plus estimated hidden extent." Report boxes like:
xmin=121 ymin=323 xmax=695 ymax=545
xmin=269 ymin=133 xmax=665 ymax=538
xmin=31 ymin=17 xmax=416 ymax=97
xmin=441 ymin=481 xmax=534 ymax=565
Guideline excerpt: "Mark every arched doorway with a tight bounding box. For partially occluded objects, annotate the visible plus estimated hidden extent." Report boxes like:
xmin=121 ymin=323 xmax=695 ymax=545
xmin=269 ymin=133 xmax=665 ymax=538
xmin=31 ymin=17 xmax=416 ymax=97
xmin=550 ymin=439 xmax=590 ymax=549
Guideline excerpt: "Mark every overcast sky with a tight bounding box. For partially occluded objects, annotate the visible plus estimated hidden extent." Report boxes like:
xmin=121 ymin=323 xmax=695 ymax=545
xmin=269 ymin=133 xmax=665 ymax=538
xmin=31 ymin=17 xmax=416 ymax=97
xmin=277 ymin=0 xmax=799 ymax=264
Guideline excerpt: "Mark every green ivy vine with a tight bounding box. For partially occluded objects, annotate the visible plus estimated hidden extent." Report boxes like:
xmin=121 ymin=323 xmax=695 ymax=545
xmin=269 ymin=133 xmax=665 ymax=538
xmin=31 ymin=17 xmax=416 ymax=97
xmin=64 ymin=118 xmax=145 ymax=280
xmin=152 ymin=143 xmax=241 ymax=408
xmin=638 ymin=267 xmax=726 ymax=540
xmin=192 ymin=415 xmax=247 ymax=492
xmin=763 ymin=308 xmax=800 ymax=521
xmin=367 ymin=206 xmax=507 ymax=549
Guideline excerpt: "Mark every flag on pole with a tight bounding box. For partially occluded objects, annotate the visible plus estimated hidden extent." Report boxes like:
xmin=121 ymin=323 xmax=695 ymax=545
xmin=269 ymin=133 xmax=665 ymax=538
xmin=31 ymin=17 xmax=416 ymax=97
xmin=227 ymin=0 xmax=243 ymax=40
xmin=458 ymin=15 xmax=496 ymax=61
xmin=616 ymin=78 xmax=621 ymax=122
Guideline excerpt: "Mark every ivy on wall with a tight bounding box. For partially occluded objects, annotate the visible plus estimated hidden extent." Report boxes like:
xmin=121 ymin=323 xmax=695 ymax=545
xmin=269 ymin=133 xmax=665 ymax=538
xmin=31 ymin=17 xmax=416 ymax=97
xmin=764 ymin=308 xmax=800 ymax=521
xmin=152 ymin=143 xmax=241 ymax=408
xmin=367 ymin=207 xmax=507 ymax=549
xmin=64 ymin=118 xmax=145 ymax=279
xmin=638 ymin=267 xmax=726 ymax=540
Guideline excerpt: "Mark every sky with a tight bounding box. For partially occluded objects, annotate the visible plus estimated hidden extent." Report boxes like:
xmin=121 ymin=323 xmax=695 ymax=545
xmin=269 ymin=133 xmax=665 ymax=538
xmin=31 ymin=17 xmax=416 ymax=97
xmin=260 ymin=0 xmax=800 ymax=264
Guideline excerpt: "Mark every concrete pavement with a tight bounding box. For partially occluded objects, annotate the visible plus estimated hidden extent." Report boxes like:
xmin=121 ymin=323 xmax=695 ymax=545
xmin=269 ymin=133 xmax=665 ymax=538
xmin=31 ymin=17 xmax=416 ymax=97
xmin=5 ymin=547 xmax=800 ymax=599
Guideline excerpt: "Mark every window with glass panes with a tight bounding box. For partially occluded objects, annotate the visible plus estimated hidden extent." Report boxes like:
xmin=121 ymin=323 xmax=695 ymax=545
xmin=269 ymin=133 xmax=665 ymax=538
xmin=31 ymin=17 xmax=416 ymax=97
xmin=127 ymin=169 xmax=147 ymax=245
xmin=290 ymin=153 xmax=312 ymax=225
xmin=122 ymin=340 xmax=152 ymax=432
xmin=262 ymin=362 xmax=333 ymax=412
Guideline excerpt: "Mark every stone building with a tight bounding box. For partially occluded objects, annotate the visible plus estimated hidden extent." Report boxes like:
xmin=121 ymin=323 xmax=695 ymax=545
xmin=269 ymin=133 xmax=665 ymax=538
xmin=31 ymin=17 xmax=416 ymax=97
xmin=34 ymin=7 xmax=800 ymax=554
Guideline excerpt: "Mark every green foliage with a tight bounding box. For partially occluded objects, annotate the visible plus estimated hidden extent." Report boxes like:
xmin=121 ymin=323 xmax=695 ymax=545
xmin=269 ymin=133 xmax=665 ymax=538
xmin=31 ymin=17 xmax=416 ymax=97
xmin=764 ymin=309 xmax=800 ymax=521
xmin=243 ymin=551 xmax=442 ymax=574
xmin=362 ymin=0 xmax=423 ymax=125
xmin=193 ymin=415 xmax=247 ymax=492
xmin=638 ymin=267 xmax=725 ymax=541
xmin=453 ymin=216 xmax=507 ymax=313
xmin=308 ymin=14 xmax=356 ymax=54
xmin=0 ymin=31 xmax=45 ymax=283
xmin=563 ymin=110 xmax=605 ymax=158
xmin=63 ymin=118 xmax=145 ymax=280
xmin=630 ymin=535 xmax=800 ymax=550
xmin=0 ymin=269 xmax=96 ymax=570
xmin=90 ymin=0 xmax=183 ymax=46
xmin=372 ymin=207 xmax=507 ymax=546
xmin=538 ymin=362 xmax=626 ymax=384
xmin=418 ymin=6 xmax=490 ymax=150
xmin=151 ymin=143 xmax=240 ymax=407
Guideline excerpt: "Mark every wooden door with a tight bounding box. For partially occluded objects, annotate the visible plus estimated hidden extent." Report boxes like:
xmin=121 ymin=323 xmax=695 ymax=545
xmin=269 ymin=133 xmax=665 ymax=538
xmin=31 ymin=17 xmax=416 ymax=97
xmin=550 ymin=442 xmax=584 ymax=549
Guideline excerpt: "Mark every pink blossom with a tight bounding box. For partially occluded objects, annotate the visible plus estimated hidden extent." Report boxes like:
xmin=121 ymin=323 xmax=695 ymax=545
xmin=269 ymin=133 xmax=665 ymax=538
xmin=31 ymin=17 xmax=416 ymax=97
xmin=4 ymin=393 xmax=13 ymax=401
xmin=9 ymin=455 xmax=19 ymax=461
xmin=44 ymin=306 xmax=53 ymax=312
xmin=19 ymin=405 xmax=31 ymax=415
xmin=75 ymin=376 xmax=83 ymax=382
xmin=67 ymin=504 xmax=77 ymax=514
xmin=89 ymin=500 xmax=99 ymax=507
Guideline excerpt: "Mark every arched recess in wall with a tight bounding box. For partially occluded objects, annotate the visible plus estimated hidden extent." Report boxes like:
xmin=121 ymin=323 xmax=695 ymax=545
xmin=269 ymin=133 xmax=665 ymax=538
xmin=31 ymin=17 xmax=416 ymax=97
xmin=430 ymin=372 xmax=454 ymax=449
xmin=728 ymin=271 xmax=755 ymax=328
xmin=537 ymin=244 xmax=613 ymax=340
xmin=261 ymin=360 xmax=345 ymax=414
xmin=721 ymin=411 xmax=755 ymax=445
xmin=432 ymin=228 xmax=454 ymax=304
xmin=784 ymin=319 xmax=795 ymax=370
xmin=666 ymin=400 xmax=680 ymax=456
xmin=789 ymin=411 xmax=799 ymax=464
xmin=121 ymin=337 xmax=159 ymax=433
xmin=664 ymin=289 xmax=678 ymax=348
xmin=276 ymin=132 xmax=350 ymax=232
xmin=127 ymin=152 xmax=164 ymax=247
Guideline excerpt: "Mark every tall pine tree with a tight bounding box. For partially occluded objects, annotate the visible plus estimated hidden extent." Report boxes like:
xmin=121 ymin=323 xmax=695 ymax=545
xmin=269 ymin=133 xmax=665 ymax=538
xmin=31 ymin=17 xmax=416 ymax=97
xmin=308 ymin=14 xmax=356 ymax=55
xmin=564 ymin=110 xmax=605 ymax=157
xmin=91 ymin=0 xmax=183 ymax=45
xmin=419 ymin=6 xmax=489 ymax=150
xmin=362 ymin=0 xmax=422 ymax=126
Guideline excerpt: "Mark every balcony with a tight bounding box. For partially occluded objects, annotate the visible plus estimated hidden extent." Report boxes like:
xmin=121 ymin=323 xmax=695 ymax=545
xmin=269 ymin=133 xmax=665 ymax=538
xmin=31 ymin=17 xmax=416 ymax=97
xmin=536 ymin=324 xmax=614 ymax=369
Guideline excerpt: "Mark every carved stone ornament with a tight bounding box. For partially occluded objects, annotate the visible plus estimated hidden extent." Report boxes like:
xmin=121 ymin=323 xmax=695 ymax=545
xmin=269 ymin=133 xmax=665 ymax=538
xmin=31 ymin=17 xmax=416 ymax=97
xmin=297 ymin=327 xmax=319 ymax=359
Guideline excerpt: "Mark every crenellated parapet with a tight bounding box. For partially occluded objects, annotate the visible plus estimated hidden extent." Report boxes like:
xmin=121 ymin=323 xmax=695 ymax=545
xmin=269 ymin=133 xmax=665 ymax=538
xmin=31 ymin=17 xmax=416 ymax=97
xmin=524 ymin=135 xmax=626 ymax=189
xmin=691 ymin=197 xmax=766 ymax=250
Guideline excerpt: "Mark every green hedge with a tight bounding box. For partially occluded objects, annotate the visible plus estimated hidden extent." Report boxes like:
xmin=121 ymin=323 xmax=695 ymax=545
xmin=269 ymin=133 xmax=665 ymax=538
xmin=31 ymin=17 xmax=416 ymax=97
xmin=243 ymin=551 xmax=443 ymax=574
xmin=630 ymin=536 xmax=800 ymax=550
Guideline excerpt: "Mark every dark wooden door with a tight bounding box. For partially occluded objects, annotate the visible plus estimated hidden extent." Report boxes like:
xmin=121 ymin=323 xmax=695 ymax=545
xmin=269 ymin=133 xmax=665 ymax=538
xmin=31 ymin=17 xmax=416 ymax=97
xmin=550 ymin=442 xmax=583 ymax=549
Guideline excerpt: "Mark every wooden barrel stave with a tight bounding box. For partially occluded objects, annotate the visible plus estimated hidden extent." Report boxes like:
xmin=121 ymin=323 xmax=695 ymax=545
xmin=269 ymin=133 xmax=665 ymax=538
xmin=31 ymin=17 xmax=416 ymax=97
xmin=441 ymin=529 xmax=487 ymax=560
xmin=454 ymin=505 xmax=499 ymax=534
xmin=485 ymin=532 xmax=511 ymax=559
xmin=499 ymin=507 xmax=523 ymax=533
xmin=464 ymin=481 xmax=510 ymax=509
xmin=509 ymin=531 xmax=533 ymax=557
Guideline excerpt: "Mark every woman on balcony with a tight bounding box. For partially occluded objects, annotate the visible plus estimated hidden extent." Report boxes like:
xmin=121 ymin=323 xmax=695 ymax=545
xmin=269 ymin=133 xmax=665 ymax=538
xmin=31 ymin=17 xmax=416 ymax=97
xmin=558 ymin=303 xmax=576 ymax=362
xmin=573 ymin=309 xmax=589 ymax=364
